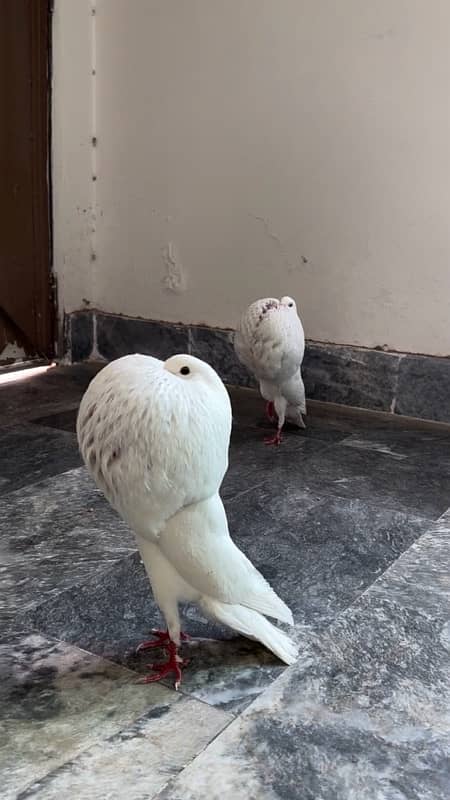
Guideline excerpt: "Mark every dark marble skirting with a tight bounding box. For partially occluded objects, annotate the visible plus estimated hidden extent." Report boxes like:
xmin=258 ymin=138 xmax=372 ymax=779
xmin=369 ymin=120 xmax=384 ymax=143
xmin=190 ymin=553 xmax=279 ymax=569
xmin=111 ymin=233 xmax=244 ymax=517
xmin=65 ymin=310 xmax=450 ymax=425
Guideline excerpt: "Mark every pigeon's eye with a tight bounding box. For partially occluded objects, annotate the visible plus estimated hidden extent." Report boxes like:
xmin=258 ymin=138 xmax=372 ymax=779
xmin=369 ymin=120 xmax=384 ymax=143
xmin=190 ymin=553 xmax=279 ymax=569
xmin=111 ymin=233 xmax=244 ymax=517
xmin=288 ymin=302 xmax=294 ymax=308
xmin=180 ymin=366 xmax=190 ymax=376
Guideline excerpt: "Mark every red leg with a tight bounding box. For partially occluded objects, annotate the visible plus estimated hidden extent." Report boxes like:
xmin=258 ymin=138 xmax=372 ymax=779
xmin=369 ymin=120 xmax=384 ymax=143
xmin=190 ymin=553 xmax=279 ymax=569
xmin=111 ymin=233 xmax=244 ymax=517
xmin=264 ymin=429 xmax=282 ymax=446
xmin=141 ymin=641 xmax=189 ymax=690
xmin=265 ymin=401 xmax=276 ymax=422
xmin=136 ymin=629 xmax=190 ymax=655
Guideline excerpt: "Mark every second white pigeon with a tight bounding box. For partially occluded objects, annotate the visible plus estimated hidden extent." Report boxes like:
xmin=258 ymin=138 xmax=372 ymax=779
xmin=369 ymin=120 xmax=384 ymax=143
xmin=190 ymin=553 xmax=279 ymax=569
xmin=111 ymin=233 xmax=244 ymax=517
xmin=234 ymin=296 xmax=306 ymax=445
xmin=77 ymin=353 xmax=298 ymax=687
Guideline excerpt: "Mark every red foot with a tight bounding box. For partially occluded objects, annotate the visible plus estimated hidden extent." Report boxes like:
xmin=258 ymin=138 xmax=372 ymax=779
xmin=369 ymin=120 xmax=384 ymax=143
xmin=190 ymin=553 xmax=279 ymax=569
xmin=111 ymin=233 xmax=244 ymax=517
xmin=141 ymin=641 xmax=189 ymax=690
xmin=265 ymin=401 xmax=276 ymax=423
xmin=264 ymin=430 xmax=282 ymax=446
xmin=135 ymin=629 xmax=190 ymax=654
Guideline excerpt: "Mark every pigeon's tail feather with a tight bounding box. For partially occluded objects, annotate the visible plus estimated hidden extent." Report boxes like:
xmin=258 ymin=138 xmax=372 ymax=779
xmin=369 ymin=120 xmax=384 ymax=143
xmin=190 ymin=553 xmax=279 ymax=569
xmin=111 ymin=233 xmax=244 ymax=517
xmin=243 ymin=587 xmax=294 ymax=626
xmin=201 ymin=597 xmax=298 ymax=666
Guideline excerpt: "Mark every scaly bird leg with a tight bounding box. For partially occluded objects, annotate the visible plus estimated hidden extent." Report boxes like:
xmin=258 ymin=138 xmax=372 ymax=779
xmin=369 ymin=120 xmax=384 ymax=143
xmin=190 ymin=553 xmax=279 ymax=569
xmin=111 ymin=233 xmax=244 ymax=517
xmin=264 ymin=428 xmax=282 ymax=446
xmin=141 ymin=640 xmax=189 ymax=690
xmin=136 ymin=629 xmax=190 ymax=654
xmin=265 ymin=401 xmax=276 ymax=423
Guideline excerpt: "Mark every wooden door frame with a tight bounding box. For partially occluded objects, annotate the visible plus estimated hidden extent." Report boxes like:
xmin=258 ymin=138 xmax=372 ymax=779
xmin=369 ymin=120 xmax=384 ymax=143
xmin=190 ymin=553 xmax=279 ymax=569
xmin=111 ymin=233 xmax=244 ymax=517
xmin=30 ymin=0 xmax=55 ymax=359
xmin=0 ymin=0 xmax=54 ymax=366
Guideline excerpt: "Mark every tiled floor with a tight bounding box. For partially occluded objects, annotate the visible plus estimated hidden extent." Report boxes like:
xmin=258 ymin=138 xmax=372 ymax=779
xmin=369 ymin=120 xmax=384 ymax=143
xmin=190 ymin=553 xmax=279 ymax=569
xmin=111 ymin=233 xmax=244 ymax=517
xmin=1 ymin=364 xmax=449 ymax=799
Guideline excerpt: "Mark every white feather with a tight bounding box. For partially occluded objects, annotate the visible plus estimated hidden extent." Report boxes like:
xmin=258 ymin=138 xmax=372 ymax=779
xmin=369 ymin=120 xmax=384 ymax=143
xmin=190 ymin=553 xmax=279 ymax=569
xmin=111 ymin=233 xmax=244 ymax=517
xmin=77 ymin=353 xmax=231 ymax=539
xmin=158 ymin=494 xmax=294 ymax=625
xmin=77 ymin=353 xmax=297 ymax=666
xmin=200 ymin=599 xmax=298 ymax=666
xmin=234 ymin=296 xmax=306 ymax=431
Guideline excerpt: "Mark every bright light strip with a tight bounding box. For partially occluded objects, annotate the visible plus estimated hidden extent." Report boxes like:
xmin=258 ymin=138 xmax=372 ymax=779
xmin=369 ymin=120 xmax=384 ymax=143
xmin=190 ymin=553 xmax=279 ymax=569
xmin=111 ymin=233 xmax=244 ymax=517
xmin=0 ymin=363 xmax=56 ymax=385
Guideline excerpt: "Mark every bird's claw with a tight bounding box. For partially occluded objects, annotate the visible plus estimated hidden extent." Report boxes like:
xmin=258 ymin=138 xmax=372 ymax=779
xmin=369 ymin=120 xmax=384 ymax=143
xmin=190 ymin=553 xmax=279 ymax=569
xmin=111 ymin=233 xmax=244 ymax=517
xmin=264 ymin=431 xmax=282 ymax=446
xmin=140 ymin=642 xmax=189 ymax=689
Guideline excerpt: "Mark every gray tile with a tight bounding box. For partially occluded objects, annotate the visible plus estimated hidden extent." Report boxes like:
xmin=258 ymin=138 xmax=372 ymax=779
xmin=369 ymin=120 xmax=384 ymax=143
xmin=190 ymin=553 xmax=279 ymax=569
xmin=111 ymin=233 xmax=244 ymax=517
xmin=0 ymin=467 xmax=135 ymax=616
xmin=370 ymin=509 xmax=450 ymax=616
xmin=96 ymin=313 xmax=188 ymax=361
xmin=14 ymin=697 xmax=231 ymax=800
xmin=0 ymin=363 xmax=101 ymax=425
xmin=341 ymin=428 xmax=450 ymax=466
xmin=0 ymin=424 xmax=82 ymax=496
xmin=0 ymin=632 xmax=180 ymax=800
xmin=31 ymin=408 xmax=78 ymax=433
xmin=190 ymin=326 xmax=255 ymax=387
xmin=228 ymin=490 xmax=429 ymax=628
xmin=396 ymin=354 xmax=450 ymax=423
xmin=303 ymin=342 xmax=401 ymax=412
xmin=291 ymin=439 xmax=450 ymax=519
xmin=222 ymin=426 xmax=332 ymax=501
xmin=29 ymin=552 xmax=159 ymax=662
xmin=68 ymin=310 xmax=94 ymax=363
xmin=155 ymin=593 xmax=450 ymax=800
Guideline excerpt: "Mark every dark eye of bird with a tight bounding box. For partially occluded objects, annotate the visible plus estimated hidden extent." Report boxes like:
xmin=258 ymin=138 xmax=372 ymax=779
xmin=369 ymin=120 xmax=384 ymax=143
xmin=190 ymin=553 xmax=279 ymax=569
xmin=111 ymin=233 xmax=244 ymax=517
xmin=180 ymin=366 xmax=190 ymax=375
xmin=288 ymin=302 xmax=293 ymax=307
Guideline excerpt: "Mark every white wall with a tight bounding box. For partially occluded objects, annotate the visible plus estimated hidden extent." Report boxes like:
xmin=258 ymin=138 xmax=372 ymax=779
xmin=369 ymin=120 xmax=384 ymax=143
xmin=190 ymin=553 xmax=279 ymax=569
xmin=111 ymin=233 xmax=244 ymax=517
xmin=52 ymin=0 xmax=95 ymax=317
xmin=54 ymin=0 xmax=450 ymax=356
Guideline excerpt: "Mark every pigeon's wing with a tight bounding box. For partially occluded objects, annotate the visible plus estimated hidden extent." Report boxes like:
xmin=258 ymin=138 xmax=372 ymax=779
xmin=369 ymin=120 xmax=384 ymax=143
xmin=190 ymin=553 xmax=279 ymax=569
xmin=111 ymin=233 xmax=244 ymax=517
xmin=158 ymin=494 xmax=294 ymax=624
xmin=76 ymin=354 xmax=231 ymax=538
xmin=281 ymin=368 xmax=306 ymax=411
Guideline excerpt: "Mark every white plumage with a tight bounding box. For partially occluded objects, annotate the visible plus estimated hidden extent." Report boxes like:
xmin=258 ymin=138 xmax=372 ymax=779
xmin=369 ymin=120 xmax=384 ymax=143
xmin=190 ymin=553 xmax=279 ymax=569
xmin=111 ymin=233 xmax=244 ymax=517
xmin=77 ymin=353 xmax=297 ymax=686
xmin=234 ymin=296 xmax=306 ymax=444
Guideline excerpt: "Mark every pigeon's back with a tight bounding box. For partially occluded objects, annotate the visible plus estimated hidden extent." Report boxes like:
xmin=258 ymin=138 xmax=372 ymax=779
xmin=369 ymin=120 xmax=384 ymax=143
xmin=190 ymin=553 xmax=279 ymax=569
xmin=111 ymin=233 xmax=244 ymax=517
xmin=235 ymin=297 xmax=304 ymax=382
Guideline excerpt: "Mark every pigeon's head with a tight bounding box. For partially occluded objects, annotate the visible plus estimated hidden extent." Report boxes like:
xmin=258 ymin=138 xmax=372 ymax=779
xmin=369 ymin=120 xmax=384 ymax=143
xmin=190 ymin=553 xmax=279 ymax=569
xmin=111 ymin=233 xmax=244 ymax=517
xmin=164 ymin=354 xmax=227 ymax=395
xmin=280 ymin=296 xmax=297 ymax=311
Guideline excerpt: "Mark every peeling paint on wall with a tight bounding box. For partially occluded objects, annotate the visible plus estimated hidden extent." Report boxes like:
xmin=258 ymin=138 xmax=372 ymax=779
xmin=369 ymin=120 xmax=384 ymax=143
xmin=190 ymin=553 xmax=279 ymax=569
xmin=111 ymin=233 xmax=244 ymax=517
xmin=161 ymin=242 xmax=187 ymax=294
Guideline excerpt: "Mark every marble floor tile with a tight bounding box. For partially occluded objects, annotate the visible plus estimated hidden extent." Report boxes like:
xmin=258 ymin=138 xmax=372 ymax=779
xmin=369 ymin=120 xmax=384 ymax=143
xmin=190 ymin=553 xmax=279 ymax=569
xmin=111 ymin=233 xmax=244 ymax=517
xmin=14 ymin=696 xmax=231 ymax=800
xmin=222 ymin=426 xmax=332 ymax=502
xmin=228 ymin=491 xmax=429 ymax=628
xmin=30 ymin=408 xmax=78 ymax=434
xmin=0 ymin=467 xmax=134 ymax=616
xmin=154 ymin=591 xmax=450 ymax=800
xmin=288 ymin=440 xmax=450 ymax=519
xmin=369 ymin=509 xmax=450 ymax=616
xmin=0 ymin=632 xmax=180 ymax=800
xmin=0 ymin=363 xmax=101 ymax=425
xmin=0 ymin=424 xmax=82 ymax=496
xmin=340 ymin=427 xmax=450 ymax=467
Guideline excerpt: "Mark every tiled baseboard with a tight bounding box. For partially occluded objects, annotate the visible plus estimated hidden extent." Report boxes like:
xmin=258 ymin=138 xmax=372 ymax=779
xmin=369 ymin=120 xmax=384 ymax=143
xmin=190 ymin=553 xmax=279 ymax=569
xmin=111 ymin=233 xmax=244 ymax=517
xmin=65 ymin=310 xmax=450 ymax=424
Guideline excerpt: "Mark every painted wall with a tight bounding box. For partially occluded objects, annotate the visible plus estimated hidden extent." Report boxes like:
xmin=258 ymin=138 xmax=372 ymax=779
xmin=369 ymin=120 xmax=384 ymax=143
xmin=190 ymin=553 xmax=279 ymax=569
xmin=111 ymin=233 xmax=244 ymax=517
xmin=54 ymin=1 xmax=450 ymax=356
xmin=52 ymin=1 xmax=94 ymax=321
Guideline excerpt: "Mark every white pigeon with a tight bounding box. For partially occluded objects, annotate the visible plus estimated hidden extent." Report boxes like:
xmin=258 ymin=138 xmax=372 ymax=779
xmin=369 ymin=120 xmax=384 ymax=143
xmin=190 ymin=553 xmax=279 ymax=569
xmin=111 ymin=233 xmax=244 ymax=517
xmin=234 ymin=296 xmax=306 ymax=445
xmin=77 ymin=353 xmax=298 ymax=687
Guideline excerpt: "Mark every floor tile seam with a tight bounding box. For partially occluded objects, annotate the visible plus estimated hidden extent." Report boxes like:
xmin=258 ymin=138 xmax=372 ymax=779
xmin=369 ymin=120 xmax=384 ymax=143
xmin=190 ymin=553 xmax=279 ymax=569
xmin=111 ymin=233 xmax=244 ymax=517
xmin=148 ymin=713 xmax=238 ymax=800
xmin=15 ymin=693 xmax=234 ymax=800
xmin=204 ymin=517 xmax=450 ymax=725
xmin=12 ymin=688 xmax=184 ymax=800
xmin=319 ymin=516 xmax=450 ymax=625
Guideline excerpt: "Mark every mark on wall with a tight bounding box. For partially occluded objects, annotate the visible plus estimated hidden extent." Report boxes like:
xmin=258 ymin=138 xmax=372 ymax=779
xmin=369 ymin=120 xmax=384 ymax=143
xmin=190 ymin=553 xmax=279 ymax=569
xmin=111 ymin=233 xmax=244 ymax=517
xmin=162 ymin=242 xmax=187 ymax=293
xmin=250 ymin=213 xmax=311 ymax=273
